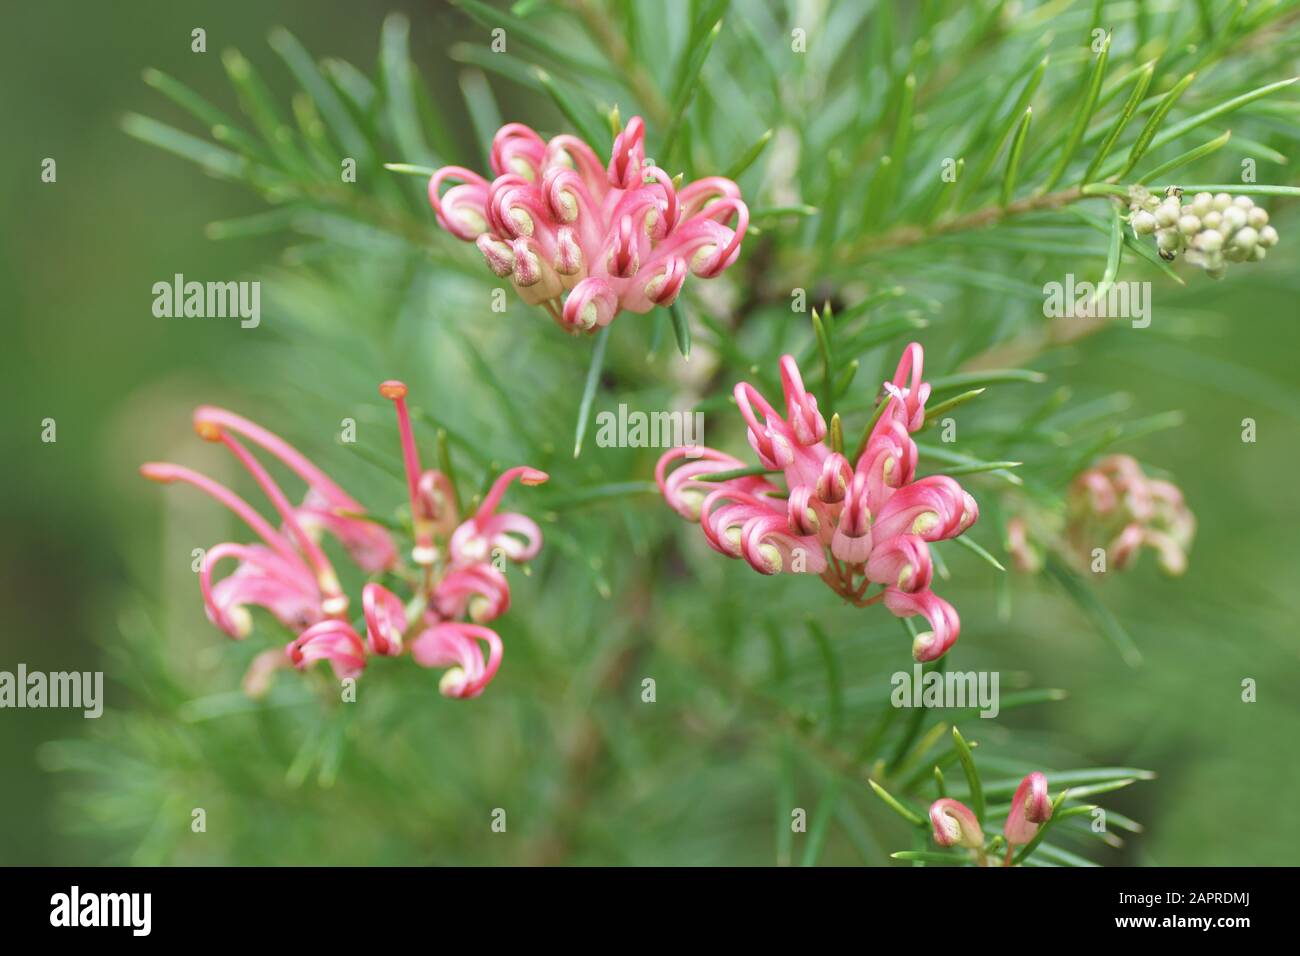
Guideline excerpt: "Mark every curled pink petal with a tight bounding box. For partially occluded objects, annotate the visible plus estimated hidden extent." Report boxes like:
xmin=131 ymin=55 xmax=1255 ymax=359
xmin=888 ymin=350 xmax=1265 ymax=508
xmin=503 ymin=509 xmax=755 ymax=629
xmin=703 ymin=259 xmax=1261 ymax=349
xmin=286 ymin=620 xmax=367 ymax=681
xmin=883 ymin=587 xmax=961 ymax=662
xmin=362 ymin=582 xmax=407 ymax=656
xmin=411 ymin=622 xmax=503 ymax=699
xmin=561 ymin=276 xmax=619 ymax=332
xmin=930 ymin=798 xmax=984 ymax=848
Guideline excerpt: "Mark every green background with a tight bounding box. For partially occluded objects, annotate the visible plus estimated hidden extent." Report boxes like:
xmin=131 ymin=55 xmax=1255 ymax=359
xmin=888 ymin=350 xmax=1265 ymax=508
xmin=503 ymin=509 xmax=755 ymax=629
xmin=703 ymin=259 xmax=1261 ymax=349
xmin=2 ymin=0 xmax=1298 ymax=865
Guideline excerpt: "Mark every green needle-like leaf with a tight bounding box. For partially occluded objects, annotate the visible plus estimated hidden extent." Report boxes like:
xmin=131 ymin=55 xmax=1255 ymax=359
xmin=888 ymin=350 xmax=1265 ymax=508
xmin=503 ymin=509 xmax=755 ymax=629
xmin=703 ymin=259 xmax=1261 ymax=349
xmin=1043 ymin=33 xmax=1110 ymax=190
xmin=573 ymin=325 xmax=611 ymax=458
xmin=1116 ymin=71 xmax=1197 ymax=178
xmin=1002 ymin=107 xmax=1032 ymax=206
xmin=868 ymin=779 xmax=928 ymax=829
xmin=1083 ymin=60 xmax=1154 ymax=182
xmin=951 ymin=728 xmax=985 ymax=822
xmin=1136 ymin=129 xmax=1231 ymax=185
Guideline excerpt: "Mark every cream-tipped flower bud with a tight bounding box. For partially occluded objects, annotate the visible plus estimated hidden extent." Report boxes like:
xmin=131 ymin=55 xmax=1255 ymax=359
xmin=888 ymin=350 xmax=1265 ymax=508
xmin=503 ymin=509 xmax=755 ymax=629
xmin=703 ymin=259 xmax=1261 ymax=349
xmin=1232 ymin=226 xmax=1258 ymax=251
xmin=1177 ymin=214 xmax=1201 ymax=236
xmin=1222 ymin=206 xmax=1247 ymax=232
xmin=930 ymin=798 xmax=984 ymax=849
xmin=1247 ymin=206 xmax=1269 ymax=229
xmin=1212 ymin=192 xmax=1233 ymax=211
xmin=1154 ymin=200 xmax=1180 ymax=228
xmin=1259 ymin=224 xmax=1279 ymax=248
xmin=1130 ymin=210 xmax=1157 ymax=235
xmin=1004 ymin=771 xmax=1052 ymax=847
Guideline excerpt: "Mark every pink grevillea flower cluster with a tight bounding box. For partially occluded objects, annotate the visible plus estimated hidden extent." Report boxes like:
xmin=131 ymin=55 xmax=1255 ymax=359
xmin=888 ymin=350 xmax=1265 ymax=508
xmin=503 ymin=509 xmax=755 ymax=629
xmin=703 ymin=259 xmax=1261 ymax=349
xmin=427 ymin=116 xmax=748 ymax=333
xmin=1066 ymin=454 xmax=1195 ymax=575
xmin=930 ymin=771 xmax=1053 ymax=866
xmin=140 ymin=382 xmax=546 ymax=700
xmin=656 ymin=343 xmax=978 ymax=662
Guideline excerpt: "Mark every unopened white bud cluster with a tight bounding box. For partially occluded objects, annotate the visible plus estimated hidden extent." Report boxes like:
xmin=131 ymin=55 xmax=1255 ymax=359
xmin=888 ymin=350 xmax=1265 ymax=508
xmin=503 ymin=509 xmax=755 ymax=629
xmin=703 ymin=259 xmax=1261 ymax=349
xmin=1128 ymin=186 xmax=1278 ymax=279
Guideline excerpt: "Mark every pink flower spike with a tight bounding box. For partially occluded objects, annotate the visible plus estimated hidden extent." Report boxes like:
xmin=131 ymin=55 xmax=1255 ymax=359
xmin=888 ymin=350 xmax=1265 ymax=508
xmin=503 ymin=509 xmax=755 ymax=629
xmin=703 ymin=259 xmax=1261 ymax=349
xmin=883 ymin=587 xmax=961 ymax=661
xmin=1004 ymin=772 xmax=1053 ymax=847
xmin=426 ymin=116 xmax=747 ymax=332
xmin=930 ymin=798 xmax=984 ymax=848
xmin=362 ymin=582 xmax=407 ymax=656
xmin=411 ymin=622 xmax=503 ymax=699
xmin=287 ymin=620 xmax=367 ymax=681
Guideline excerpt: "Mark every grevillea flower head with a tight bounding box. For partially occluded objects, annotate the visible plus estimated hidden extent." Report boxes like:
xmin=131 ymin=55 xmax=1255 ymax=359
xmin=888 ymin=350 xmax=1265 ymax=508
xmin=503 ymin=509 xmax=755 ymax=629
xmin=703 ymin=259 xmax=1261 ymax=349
xmin=427 ymin=117 xmax=748 ymax=333
xmin=141 ymin=382 xmax=547 ymax=700
xmin=1066 ymin=454 xmax=1195 ymax=575
xmin=1004 ymin=771 xmax=1053 ymax=847
xmin=929 ymin=798 xmax=984 ymax=849
xmin=657 ymin=342 xmax=978 ymax=662
xmin=1128 ymin=185 xmax=1279 ymax=279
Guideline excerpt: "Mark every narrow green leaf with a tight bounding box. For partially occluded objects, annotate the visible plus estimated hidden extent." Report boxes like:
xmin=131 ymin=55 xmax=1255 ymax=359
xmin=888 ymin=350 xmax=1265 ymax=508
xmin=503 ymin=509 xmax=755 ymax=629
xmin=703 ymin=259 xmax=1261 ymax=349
xmin=268 ymin=27 xmax=369 ymax=161
xmin=811 ymin=308 xmax=835 ymax=417
xmin=1095 ymin=202 xmax=1124 ymax=303
xmin=951 ymin=728 xmax=984 ymax=822
xmin=1043 ymin=33 xmax=1109 ymax=190
xmin=1136 ymin=129 xmax=1231 ymax=185
xmin=960 ymin=55 xmax=1049 ymax=206
xmin=922 ymin=388 xmax=985 ymax=427
xmin=1147 ymin=77 xmax=1299 ymax=155
xmin=868 ymin=779 xmax=928 ymax=829
xmin=380 ymin=14 xmax=435 ymax=164
xmin=800 ymin=777 xmax=843 ymax=867
xmin=669 ymin=300 xmax=692 ymax=359
xmin=1117 ymin=71 xmax=1196 ymax=178
xmin=451 ymin=0 xmax=614 ymax=80
xmin=533 ymin=67 xmax=609 ymax=153
xmin=928 ymin=369 xmax=1047 ymax=394
xmin=1002 ymin=107 xmax=1032 ymax=206
xmin=929 ymin=459 xmax=1023 ymax=478
xmin=538 ymin=481 xmax=657 ymax=510
xmin=573 ymin=325 xmax=611 ymax=458
xmin=807 ymin=619 xmax=843 ymax=739
xmin=724 ymin=128 xmax=774 ymax=180
xmin=1044 ymin=556 xmax=1143 ymax=666
xmin=950 ymin=534 xmax=1006 ymax=572
xmin=695 ymin=465 xmax=773 ymax=483
xmin=1083 ymin=61 xmax=1154 ymax=182
xmin=121 ymin=114 xmax=249 ymax=179
xmin=383 ymin=162 xmax=438 ymax=177
xmin=662 ymin=18 xmax=723 ymax=157
xmin=1176 ymin=183 xmax=1300 ymax=197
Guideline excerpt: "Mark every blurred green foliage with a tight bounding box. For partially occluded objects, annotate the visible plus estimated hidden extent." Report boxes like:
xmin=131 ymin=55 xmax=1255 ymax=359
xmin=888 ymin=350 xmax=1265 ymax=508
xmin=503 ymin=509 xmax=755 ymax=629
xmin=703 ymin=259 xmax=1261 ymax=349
xmin=3 ymin=0 xmax=1299 ymax=866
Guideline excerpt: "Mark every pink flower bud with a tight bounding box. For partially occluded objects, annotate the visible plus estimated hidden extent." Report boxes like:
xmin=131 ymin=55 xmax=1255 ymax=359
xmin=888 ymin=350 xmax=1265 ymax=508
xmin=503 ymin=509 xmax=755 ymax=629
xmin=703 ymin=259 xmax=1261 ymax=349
xmin=1004 ymin=771 xmax=1052 ymax=846
xmin=930 ymin=798 xmax=984 ymax=848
